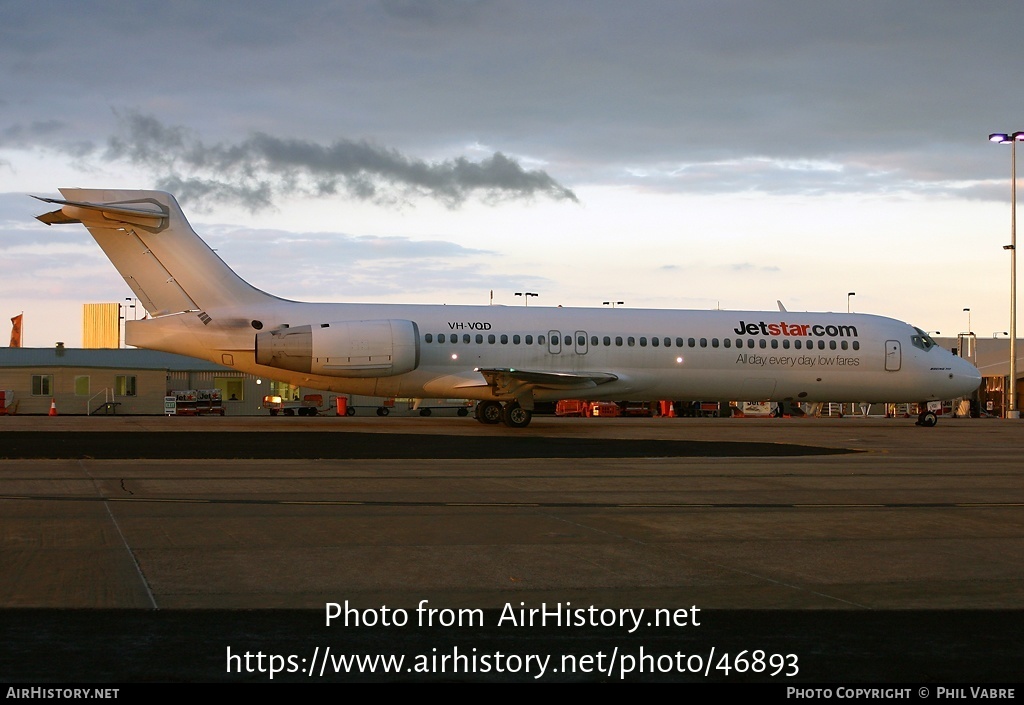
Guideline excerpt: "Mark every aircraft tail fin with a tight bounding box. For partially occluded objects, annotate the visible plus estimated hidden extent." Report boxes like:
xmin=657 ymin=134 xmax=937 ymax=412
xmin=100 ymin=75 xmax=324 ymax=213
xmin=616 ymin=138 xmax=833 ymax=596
xmin=34 ymin=189 xmax=274 ymax=316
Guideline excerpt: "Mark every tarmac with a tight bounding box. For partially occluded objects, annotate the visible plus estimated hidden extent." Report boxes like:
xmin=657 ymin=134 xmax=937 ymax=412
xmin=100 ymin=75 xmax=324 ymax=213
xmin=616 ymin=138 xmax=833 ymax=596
xmin=1 ymin=413 xmax=1022 ymax=683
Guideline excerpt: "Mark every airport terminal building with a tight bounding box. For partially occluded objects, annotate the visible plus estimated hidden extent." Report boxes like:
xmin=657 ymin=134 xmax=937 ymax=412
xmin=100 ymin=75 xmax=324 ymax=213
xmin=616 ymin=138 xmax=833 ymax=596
xmin=0 ymin=346 xmax=472 ymax=417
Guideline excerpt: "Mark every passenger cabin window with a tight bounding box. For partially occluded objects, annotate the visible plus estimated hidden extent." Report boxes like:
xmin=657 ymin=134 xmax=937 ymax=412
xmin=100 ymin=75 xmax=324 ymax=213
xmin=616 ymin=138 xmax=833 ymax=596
xmin=525 ymin=335 xmax=533 ymax=345
xmin=425 ymin=333 xmax=433 ymax=343
xmin=463 ymin=334 xmax=471 ymax=344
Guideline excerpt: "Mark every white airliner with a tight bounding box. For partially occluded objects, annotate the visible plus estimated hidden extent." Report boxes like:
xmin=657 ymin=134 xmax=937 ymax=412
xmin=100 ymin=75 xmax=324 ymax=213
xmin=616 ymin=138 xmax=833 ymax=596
xmin=33 ymin=189 xmax=981 ymax=428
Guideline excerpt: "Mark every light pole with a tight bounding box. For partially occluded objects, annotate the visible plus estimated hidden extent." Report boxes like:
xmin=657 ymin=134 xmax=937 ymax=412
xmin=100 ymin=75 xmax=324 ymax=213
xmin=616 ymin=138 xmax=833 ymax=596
xmin=847 ymin=292 xmax=855 ymax=313
xmin=515 ymin=292 xmax=538 ymax=306
xmin=989 ymin=131 xmax=1022 ymax=418
xmin=964 ymin=308 xmax=971 ymax=335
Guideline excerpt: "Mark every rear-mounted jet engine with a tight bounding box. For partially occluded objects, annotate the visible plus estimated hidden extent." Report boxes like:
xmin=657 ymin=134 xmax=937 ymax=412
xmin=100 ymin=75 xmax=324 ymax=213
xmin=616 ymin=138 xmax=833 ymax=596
xmin=256 ymin=319 xmax=420 ymax=377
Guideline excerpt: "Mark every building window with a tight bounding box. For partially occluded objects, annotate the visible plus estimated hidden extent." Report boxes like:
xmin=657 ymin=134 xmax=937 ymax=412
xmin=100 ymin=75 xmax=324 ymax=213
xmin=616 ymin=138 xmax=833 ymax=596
xmin=269 ymin=380 xmax=299 ymax=401
xmin=75 ymin=376 xmax=90 ymax=396
xmin=114 ymin=375 xmax=137 ymax=397
xmin=215 ymin=377 xmax=245 ymax=402
xmin=31 ymin=374 xmax=53 ymax=396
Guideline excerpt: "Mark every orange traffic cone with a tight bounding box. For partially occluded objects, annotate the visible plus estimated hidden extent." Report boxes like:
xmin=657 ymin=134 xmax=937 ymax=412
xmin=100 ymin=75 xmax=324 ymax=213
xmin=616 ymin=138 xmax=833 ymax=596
xmin=48 ymin=398 xmax=58 ymax=416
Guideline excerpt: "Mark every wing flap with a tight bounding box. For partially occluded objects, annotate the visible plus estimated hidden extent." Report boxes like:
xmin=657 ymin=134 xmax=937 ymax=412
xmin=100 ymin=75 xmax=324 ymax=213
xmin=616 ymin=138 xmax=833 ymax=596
xmin=475 ymin=367 xmax=618 ymax=390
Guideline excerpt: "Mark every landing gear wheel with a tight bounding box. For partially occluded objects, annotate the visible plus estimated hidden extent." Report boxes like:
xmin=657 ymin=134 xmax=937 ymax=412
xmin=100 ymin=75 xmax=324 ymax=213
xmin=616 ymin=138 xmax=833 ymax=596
xmin=475 ymin=400 xmax=503 ymax=424
xmin=376 ymin=407 xmax=390 ymax=417
xmin=916 ymin=410 xmax=938 ymax=427
xmin=419 ymin=408 xmax=432 ymax=417
xmin=502 ymin=402 xmax=533 ymax=428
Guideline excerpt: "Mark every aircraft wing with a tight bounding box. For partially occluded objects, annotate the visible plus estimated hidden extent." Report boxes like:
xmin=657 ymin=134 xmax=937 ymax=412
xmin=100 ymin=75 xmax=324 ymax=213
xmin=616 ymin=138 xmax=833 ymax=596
xmin=475 ymin=367 xmax=618 ymax=391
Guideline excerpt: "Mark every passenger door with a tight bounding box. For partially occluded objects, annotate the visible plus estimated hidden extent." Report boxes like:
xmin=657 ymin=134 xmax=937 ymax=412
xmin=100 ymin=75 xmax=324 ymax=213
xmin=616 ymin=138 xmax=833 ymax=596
xmin=885 ymin=340 xmax=901 ymax=371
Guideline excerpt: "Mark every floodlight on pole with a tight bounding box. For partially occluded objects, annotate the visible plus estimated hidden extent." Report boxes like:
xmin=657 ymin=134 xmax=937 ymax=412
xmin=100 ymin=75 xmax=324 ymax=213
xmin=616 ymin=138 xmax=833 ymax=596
xmin=989 ymin=131 xmax=1023 ymax=418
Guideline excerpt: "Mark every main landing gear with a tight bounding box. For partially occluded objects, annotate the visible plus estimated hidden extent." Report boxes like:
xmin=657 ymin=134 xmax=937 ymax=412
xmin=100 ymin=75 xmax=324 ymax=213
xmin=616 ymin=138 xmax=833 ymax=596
xmin=474 ymin=400 xmax=533 ymax=428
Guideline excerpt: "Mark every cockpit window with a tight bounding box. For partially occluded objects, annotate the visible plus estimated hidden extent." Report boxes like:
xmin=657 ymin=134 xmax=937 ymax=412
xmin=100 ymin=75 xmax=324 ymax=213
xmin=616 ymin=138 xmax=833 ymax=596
xmin=911 ymin=327 xmax=936 ymax=351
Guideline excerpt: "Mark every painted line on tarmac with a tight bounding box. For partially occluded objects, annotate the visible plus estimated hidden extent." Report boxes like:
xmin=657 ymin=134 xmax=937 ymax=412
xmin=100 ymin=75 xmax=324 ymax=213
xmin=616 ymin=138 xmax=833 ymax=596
xmin=0 ymin=495 xmax=1019 ymax=509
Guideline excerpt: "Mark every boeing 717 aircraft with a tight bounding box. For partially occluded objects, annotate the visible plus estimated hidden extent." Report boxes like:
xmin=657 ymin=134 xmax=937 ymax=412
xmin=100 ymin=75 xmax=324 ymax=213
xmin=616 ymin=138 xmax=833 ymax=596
xmin=33 ymin=189 xmax=981 ymax=427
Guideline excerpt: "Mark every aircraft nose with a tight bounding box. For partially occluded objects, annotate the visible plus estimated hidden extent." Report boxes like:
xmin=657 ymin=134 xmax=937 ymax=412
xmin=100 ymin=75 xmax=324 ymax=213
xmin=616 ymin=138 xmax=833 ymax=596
xmin=952 ymin=356 xmax=982 ymax=396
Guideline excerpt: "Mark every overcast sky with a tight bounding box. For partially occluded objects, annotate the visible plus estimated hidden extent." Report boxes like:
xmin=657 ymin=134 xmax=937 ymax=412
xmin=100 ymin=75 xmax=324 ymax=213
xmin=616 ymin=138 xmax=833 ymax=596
xmin=2 ymin=0 xmax=1021 ymax=346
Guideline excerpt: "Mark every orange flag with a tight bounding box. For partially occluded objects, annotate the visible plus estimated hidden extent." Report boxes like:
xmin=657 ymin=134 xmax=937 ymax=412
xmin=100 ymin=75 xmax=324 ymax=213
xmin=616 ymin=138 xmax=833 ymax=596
xmin=9 ymin=314 xmax=22 ymax=347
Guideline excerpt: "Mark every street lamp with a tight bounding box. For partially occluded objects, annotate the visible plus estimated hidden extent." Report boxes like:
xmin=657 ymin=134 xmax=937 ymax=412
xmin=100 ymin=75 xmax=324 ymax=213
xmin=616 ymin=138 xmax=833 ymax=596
xmin=603 ymin=301 xmax=624 ymax=308
xmin=515 ymin=292 xmax=538 ymax=306
xmin=989 ymin=131 xmax=1023 ymax=419
xmin=847 ymin=292 xmax=855 ymax=313
xmin=964 ymin=308 xmax=971 ymax=335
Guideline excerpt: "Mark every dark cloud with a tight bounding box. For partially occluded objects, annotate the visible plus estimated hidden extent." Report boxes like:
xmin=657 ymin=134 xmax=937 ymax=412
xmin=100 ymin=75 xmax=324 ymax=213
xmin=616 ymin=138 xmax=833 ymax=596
xmin=2 ymin=2 xmax=1020 ymax=201
xmin=103 ymin=112 xmax=577 ymax=211
xmin=0 ymin=121 xmax=67 ymax=148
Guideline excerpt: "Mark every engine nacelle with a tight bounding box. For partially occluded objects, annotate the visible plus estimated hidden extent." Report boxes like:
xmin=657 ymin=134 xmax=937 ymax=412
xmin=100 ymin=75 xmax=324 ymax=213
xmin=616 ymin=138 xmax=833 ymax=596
xmin=255 ymin=319 xmax=420 ymax=378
